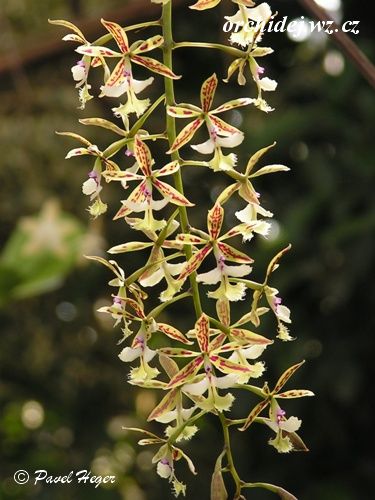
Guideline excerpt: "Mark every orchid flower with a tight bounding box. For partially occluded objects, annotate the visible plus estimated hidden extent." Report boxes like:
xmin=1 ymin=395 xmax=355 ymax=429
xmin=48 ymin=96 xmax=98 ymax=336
xmin=49 ymin=19 xmax=97 ymax=108
xmin=76 ymin=19 xmax=180 ymax=127
xmin=125 ymin=428 xmax=195 ymax=497
xmin=135 ymin=355 xmax=200 ymax=442
xmin=102 ymin=137 xmax=193 ymax=232
xmin=167 ymin=73 xmax=252 ymax=171
xmin=62 ymin=131 xmax=121 ymax=217
xmin=225 ymin=2 xmax=273 ymax=48
xmin=217 ymin=143 xmax=290 ymax=242
xmin=175 ymin=202 xmax=254 ymax=284
xmin=238 ymin=361 xmax=314 ymax=432
xmin=113 ymin=300 xmax=192 ymax=383
xmin=224 ymin=25 xmax=278 ymax=113
xmin=159 ymin=314 xmax=271 ymax=411
xmin=108 ymin=220 xmax=185 ymax=302
xmin=153 ymin=442 xmax=196 ymax=497
xmin=265 ymin=403 xmax=302 ymax=453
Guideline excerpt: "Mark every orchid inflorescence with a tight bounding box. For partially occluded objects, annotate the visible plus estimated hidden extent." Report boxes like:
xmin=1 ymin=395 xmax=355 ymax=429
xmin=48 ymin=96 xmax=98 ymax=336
xmin=51 ymin=1 xmax=313 ymax=498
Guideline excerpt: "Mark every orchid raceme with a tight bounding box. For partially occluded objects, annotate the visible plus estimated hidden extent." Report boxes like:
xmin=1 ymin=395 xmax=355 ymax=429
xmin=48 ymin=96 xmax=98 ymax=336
xmin=54 ymin=2 xmax=312 ymax=498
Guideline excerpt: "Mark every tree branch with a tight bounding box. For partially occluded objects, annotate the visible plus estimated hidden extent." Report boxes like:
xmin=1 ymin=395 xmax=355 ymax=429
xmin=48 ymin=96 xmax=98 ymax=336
xmin=298 ymin=0 xmax=375 ymax=89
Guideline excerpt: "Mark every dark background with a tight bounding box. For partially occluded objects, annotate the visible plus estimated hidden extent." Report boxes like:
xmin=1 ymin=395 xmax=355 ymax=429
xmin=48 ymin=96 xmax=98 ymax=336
xmin=0 ymin=0 xmax=374 ymax=499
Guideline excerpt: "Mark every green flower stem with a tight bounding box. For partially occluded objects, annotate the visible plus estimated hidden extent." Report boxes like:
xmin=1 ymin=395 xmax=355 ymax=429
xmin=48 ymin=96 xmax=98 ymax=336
xmin=162 ymin=1 xmax=202 ymax=319
xmin=148 ymin=291 xmax=192 ymax=320
xmin=231 ymin=278 xmax=264 ymax=291
xmin=219 ymin=412 xmax=242 ymax=499
xmin=167 ymin=410 xmax=206 ymax=444
xmin=209 ymin=316 xmax=231 ymax=335
xmin=124 ymin=252 xmax=181 ymax=287
xmin=234 ymin=384 xmax=267 ymax=398
xmin=93 ymin=20 xmax=161 ymax=47
xmin=103 ymin=94 xmax=167 ymax=157
xmin=227 ymin=417 xmax=264 ymax=427
xmin=174 ymin=41 xmax=244 ymax=59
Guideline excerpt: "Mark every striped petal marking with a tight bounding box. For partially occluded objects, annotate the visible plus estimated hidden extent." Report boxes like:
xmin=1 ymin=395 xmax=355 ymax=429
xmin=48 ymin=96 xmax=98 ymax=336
xmin=200 ymin=73 xmax=218 ymax=113
xmin=178 ymin=245 xmax=212 ymax=281
xmin=134 ymin=137 xmax=153 ymax=176
xmin=195 ymin=314 xmax=210 ymax=353
xmin=101 ymin=19 xmax=129 ymax=53
xmin=207 ymin=202 xmax=224 ymax=240
xmin=167 ymin=356 xmax=204 ymax=389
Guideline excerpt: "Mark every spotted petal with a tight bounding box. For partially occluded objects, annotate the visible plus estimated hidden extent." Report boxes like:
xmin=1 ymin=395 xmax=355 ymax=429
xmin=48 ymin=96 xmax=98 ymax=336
xmin=210 ymin=355 xmax=253 ymax=375
xmin=207 ymin=203 xmax=224 ymax=240
xmin=168 ymin=118 xmax=204 ymax=153
xmin=131 ymin=55 xmax=180 ymax=79
xmin=147 ymin=388 xmax=179 ymax=422
xmin=153 ymin=179 xmax=194 ymax=207
xmin=217 ymin=242 xmax=253 ymax=263
xmin=158 ymin=324 xmax=193 ymax=345
xmin=134 ymin=137 xmax=153 ymax=176
xmin=239 ymin=399 xmax=270 ymax=431
xmin=178 ymin=245 xmax=212 ymax=281
xmin=132 ymin=35 xmax=164 ymax=54
xmin=76 ymin=45 xmax=120 ymax=57
xmin=103 ymin=170 xmax=143 ymax=182
xmin=101 ymin=19 xmax=129 ymax=53
xmin=211 ymin=97 xmax=253 ymax=114
xmin=155 ymin=161 xmax=180 ymax=177
xmin=190 ymin=0 xmax=221 ymax=10
xmin=209 ymin=115 xmax=242 ymax=136
xmin=113 ymin=181 xmax=147 ymax=219
xmin=230 ymin=328 xmax=273 ymax=345
xmin=167 ymin=357 xmax=205 ymax=389
xmin=48 ymin=19 xmax=87 ymax=44
xmin=274 ymin=361 xmax=305 ymax=394
xmin=195 ymin=314 xmax=210 ymax=353
xmin=201 ymin=73 xmax=218 ymax=113
xmin=167 ymin=106 xmax=201 ymax=118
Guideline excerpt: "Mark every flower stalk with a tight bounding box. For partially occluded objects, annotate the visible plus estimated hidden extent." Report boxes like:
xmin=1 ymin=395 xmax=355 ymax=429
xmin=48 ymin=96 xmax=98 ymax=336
xmin=52 ymin=1 xmax=313 ymax=497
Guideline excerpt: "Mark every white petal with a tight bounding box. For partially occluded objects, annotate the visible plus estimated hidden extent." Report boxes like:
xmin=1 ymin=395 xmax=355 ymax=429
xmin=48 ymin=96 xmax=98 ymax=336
xmin=259 ymin=77 xmax=278 ymax=92
xmin=196 ymin=267 xmax=222 ymax=285
xmin=82 ymin=178 xmax=98 ymax=196
xmin=225 ymin=282 xmax=247 ymax=302
xmin=276 ymin=305 xmax=291 ymax=323
xmin=144 ymin=346 xmax=157 ymax=363
xmin=155 ymin=410 xmax=177 ymax=424
xmin=253 ymin=220 xmax=271 ymax=236
xmin=157 ymin=461 xmax=173 ymax=479
xmin=256 ymin=204 xmax=273 ymax=217
xmin=166 ymin=262 xmax=185 ymax=276
xmin=71 ymin=64 xmax=86 ymax=82
xmin=100 ymin=81 xmax=128 ymax=98
xmin=281 ymin=416 xmax=302 ymax=433
xmin=241 ymin=344 xmax=267 ymax=359
xmin=118 ymin=346 xmax=141 ymax=362
xmin=217 ymin=132 xmax=244 ymax=149
xmin=247 ymin=3 xmax=273 ymax=24
xmin=139 ymin=268 xmax=164 ymax=287
xmin=183 ymin=378 xmax=209 ymax=396
xmin=132 ymin=77 xmax=154 ymax=94
xmin=223 ymin=264 xmax=252 ymax=278
xmin=191 ymin=138 xmax=215 ymax=155
xmin=215 ymin=373 xmax=239 ymax=389
xmin=235 ymin=204 xmax=257 ymax=224
xmin=150 ymin=198 xmax=169 ymax=211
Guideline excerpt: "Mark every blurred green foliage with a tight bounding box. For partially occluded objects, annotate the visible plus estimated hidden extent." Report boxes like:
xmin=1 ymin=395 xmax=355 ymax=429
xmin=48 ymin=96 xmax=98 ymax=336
xmin=0 ymin=0 xmax=374 ymax=499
